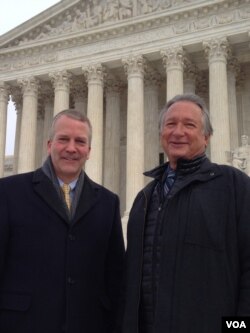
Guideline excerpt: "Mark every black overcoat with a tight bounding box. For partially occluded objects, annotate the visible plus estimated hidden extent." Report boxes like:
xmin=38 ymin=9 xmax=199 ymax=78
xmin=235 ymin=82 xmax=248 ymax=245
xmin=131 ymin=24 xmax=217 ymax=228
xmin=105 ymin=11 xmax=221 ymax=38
xmin=122 ymin=158 xmax=250 ymax=333
xmin=0 ymin=169 xmax=125 ymax=333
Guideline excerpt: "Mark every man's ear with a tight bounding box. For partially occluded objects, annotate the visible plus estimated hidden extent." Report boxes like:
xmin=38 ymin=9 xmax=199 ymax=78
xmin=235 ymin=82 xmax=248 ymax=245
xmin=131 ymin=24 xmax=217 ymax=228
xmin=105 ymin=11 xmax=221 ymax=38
xmin=87 ymin=146 xmax=91 ymax=160
xmin=204 ymin=135 xmax=210 ymax=147
xmin=47 ymin=140 xmax=52 ymax=154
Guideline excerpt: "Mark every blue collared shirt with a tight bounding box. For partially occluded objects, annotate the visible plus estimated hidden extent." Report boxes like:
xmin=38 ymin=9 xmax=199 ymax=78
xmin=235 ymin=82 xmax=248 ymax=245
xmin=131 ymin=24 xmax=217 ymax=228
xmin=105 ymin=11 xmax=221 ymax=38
xmin=58 ymin=178 xmax=78 ymax=202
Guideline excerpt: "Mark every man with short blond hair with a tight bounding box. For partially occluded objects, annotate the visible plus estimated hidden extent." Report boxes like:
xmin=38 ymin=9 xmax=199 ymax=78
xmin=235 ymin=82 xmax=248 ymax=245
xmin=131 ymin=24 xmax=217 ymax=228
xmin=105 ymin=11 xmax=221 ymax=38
xmin=0 ymin=109 xmax=125 ymax=333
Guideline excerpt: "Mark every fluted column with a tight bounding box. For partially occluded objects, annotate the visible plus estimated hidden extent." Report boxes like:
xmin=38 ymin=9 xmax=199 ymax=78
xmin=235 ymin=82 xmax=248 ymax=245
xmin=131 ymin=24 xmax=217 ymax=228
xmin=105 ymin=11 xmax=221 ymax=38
xmin=196 ymin=73 xmax=209 ymax=105
xmin=83 ymin=64 xmax=105 ymax=183
xmin=235 ymin=70 xmax=245 ymax=138
xmin=144 ymin=67 xmax=161 ymax=179
xmin=196 ymin=73 xmax=211 ymax=158
xmin=227 ymin=57 xmax=240 ymax=151
xmin=50 ymin=71 xmax=71 ymax=116
xmin=39 ymin=83 xmax=54 ymax=161
xmin=0 ymin=82 xmax=9 ymax=177
xmin=71 ymin=76 xmax=87 ymax=114
xmin=122 ymin=55 xmax=145 ymax=214
xmin=203 ymin=37 xmax=231 ymax=164
xmin=104 ymin=77 xmax=122 ymax=194
xmin=17 ymin=77 xmax=39 ymax=173
xmin=161 ymin=46 xmax=185 ymax=101
xmin=119 ymin=90 xmax=127 ymax=218
xmin=43 ymin=104 xmax=54 ymax=159
xmin=35 ymin=107 xmax=45 ymax=168
xmin=11 ymin=87 xmax=22 ymax=174
xmin=184 ymin=60 xmax=198 ymax=94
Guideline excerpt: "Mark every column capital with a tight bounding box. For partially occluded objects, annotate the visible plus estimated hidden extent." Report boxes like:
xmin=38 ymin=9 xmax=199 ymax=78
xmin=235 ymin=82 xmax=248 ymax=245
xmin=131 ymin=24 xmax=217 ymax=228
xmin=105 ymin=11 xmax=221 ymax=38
xmin=203 ymin=37 xmax=231 ymax=63
xmin=17 ymin=77 xmax=40 ymax=95
xmin=183 ymin=60 xmax=199 ymax=81
xmin=236 ymin=69 xmax=246 ymax=91
xmin=39 ymin=81 xmax=54 ymax=103
xmin=0 ymin=82 xmax=10 ymax=102
xmin=196 ymin=72 xmax=209 ymax=96
xmin=49 ymin=70 xmax=72 ymax=89
xmin=71 ymin=75 xmax=87 ymax=99
xmin=105 ymin=74 xmax=124 ymax=94
xmin=144 ymin=65 xmax=162 ymax=88
xmin=161 ymin=45 xmax=185 ymax=69
xmin=227 ymin=56 xmax=240 ymax=75
xmin=122 ymin=54 xmax=146 ymax=77
xmin=82 ymin=64 xmax=106 ymax=84
xmin=10 ymin=86 xmax=23 ymax=111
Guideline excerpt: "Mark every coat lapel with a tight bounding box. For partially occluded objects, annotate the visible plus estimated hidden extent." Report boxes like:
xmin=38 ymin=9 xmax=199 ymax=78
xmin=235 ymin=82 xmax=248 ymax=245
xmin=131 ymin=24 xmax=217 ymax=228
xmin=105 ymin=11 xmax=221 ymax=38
xmin=73 ymin=175 xmax=100 ymax=224
xmin=32 ymin=169 xmax=69 ymax=223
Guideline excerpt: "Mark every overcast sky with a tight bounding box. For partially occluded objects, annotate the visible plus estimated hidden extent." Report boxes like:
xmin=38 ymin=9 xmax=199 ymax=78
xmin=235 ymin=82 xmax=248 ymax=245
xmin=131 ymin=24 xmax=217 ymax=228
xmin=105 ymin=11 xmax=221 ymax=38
xmin=1 ymin=0 xmax=61 ymax=155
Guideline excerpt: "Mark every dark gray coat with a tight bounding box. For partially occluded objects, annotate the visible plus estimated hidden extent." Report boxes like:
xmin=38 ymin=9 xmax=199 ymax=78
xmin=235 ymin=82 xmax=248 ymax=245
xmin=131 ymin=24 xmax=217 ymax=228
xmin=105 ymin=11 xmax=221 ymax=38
xmin=122 ymin=158 xmax=250 ymax=333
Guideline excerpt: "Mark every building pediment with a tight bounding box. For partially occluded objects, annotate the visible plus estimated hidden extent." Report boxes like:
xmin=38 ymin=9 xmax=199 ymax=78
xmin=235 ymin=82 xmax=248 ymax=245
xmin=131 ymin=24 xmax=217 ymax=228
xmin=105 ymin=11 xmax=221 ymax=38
xmin=0 ymin=0 xmax=250 ymax=81
xmin=0 ymin=0 xmax=219 ymax=51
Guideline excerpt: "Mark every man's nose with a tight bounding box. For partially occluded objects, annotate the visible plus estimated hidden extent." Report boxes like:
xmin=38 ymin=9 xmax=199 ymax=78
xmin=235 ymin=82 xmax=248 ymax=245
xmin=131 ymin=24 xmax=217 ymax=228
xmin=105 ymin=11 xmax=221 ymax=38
xmin=173 ymin=124 xmax=184 ymax=135
xmin=66 ymin=140 xmax=76 ymax=151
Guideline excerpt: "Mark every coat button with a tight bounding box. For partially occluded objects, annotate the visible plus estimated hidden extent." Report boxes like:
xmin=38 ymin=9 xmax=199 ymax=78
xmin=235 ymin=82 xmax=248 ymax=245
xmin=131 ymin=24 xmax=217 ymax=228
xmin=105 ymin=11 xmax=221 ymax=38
xmin=68 ymin=234 xmax=76 ymax=241
xmin=67 ymin=277 xmax=75 ymax=285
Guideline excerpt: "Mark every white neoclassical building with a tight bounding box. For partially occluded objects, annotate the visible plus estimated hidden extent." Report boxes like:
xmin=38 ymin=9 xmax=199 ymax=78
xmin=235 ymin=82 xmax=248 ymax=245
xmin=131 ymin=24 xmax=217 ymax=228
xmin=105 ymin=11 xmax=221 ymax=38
xmin=0 ymin=0 xmax=250 ymax=218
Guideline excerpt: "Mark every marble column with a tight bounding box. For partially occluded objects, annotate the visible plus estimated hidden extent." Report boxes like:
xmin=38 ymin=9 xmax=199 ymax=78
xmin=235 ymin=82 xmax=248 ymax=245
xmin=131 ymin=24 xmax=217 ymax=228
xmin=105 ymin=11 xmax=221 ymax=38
xmin=196 ymin=72 xmax=209 ymax=106
xmin=196 ymin=73 xmax=211 ymax=158
xmin=40 ymin=83 xmax=54 ymax=161
xmin=144 ymin=67 xmax=161 ymax=180
xmin=11 ymin=87 xmax=22 ymax=174
xmin=122 ymin=55 xmax=145 ymax=215
xmin=0 ymin=82 xmax=9 ymax=177
xmin=227 ymin=57 xmax=240 ymax=151
xmin=161 ymin=46 xmax=185 ymax=101
xmin=71 ymin=76 xmax=88 ymax=114
xmin=104 ymin=77 xmax=122 ymax=194
xmin=35 ymin=107 xmax=45 ymax=168
xmin=50 ymin=71 xmax=71 ymax=116
xmin=203 ymin=37 xmax=231 ymax=164
xmin=235 ymin=70 xmax=246 ymax=138
xmin=17 ymin=77 xmax=39 ymax=173
xmin=119 ymin=89 xmax=127 ymax=218
xmin=184 ymin=60 xmax=198 ymax=94
xmin=83 ymin=64 xmax=105 ymax=183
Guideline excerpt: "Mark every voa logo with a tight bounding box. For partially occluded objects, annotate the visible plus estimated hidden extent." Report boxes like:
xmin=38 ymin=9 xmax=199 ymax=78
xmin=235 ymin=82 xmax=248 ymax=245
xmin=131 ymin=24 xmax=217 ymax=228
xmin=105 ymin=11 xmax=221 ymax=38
xmin=226 ymin=321 xmax=246 ymax=328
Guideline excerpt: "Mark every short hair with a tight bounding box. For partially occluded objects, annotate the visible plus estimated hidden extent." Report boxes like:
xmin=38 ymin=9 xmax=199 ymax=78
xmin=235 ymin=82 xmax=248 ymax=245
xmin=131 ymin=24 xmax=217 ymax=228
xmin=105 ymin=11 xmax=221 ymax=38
xmin=49 ymin=109 xmax=92 ymax=145
xmin=159 ymin=93 xmax=213 ymax=137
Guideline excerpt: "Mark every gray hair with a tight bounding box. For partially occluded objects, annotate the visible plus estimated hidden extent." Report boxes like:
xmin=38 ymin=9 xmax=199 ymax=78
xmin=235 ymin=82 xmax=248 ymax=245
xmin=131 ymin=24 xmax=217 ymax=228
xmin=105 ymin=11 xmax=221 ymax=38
xmin=49 ymin=109 xmax=92 ymax=145
xmin=159 ymin=93 xmax=213 ymax=137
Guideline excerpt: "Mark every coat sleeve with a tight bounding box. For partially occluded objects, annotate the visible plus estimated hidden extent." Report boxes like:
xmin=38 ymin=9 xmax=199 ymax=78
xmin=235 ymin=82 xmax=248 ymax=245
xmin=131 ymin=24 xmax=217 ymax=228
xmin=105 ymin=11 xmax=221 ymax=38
xmin=105 ymin=194 xmax=125 ymax=332
xmin=235 ymin=172 xmax=250 ymax=315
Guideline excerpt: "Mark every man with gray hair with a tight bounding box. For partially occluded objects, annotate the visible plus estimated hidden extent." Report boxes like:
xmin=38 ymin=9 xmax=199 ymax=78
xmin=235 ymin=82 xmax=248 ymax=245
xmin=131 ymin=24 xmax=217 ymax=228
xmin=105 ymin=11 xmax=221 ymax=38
xmin=122 ymin=93 xmax=250 ymax=333
xmin=0 ymin=109 xmax=125 ymax=333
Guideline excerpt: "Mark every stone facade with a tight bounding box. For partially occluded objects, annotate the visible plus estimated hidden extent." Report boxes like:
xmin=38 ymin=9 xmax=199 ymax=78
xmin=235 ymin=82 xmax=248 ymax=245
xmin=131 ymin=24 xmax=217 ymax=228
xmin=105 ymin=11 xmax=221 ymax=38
xmin=1 ymin=0 xmax=250 ymax=217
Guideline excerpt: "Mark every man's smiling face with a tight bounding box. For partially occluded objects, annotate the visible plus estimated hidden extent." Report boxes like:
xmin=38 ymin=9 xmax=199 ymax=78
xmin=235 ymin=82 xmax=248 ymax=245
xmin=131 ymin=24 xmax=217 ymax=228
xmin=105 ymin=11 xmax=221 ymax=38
xmin=47 ymin=115 xmax=91 ymax=183
xmin=160 ymin=100 xmax=209 ymax=169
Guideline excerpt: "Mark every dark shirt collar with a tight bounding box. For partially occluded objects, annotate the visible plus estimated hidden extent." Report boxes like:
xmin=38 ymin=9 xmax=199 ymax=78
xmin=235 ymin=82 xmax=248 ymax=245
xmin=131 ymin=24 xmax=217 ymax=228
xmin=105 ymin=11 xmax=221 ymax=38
xmin=144 ymin=154 xmax=207 ymax=180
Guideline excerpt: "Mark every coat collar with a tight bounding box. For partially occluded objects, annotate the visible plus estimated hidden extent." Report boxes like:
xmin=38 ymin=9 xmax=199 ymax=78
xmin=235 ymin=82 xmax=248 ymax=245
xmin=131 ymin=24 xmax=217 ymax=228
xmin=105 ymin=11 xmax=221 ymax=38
xmin=142 ymin=157 xmax=222 ymax=199
xmin=73 ymin=174 xmax=101 ymax=224
xmin=32 ymin=168 xmax=101 ymax=225
xmin=144 ymin=155 xmax=219 ymax=180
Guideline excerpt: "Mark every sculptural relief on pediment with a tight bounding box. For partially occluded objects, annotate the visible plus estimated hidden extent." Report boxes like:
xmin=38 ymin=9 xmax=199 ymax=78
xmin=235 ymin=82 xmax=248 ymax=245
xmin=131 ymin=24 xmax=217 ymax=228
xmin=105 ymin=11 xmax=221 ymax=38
xmin=1 ymin=0 xmax=250 ymax=73
xmin=7 ymin=0 xmax=207 ymax=47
